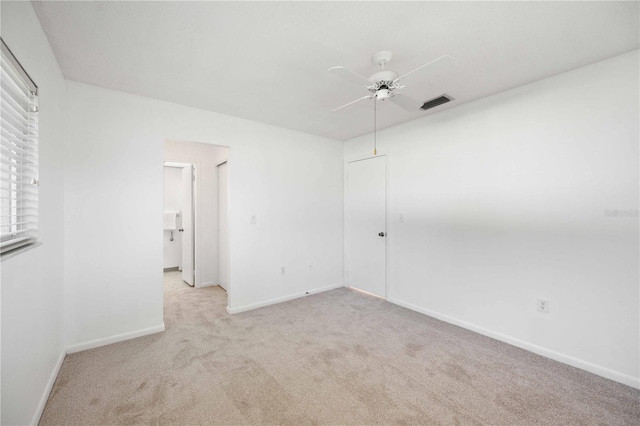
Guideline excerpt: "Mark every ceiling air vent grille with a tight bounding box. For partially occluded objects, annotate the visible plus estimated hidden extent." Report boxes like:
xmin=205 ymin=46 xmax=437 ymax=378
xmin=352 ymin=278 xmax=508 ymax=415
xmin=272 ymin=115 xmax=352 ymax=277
xmin=421 ymin=95 xmax=452 ymax=111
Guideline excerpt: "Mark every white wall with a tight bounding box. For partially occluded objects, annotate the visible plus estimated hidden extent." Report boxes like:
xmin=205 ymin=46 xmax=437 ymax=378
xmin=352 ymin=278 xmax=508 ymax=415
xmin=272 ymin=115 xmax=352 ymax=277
xmin=163 ymin=166 xmax=182 ymax=269
xmin=344 ymin=51 xmax=639 ymax=387
xmin=64 ymin=81 xmax=344 ymax=349
xmin=164 ymin=140 xmax=229 ymax=287
xmin=0 ymin=2 xmax=67 ymax=424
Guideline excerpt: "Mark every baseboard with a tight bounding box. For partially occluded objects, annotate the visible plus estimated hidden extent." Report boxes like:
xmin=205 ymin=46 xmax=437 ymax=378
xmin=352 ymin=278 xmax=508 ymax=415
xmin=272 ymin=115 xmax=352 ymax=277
xmin=388 ymin=298 xmax=639 ymax=389
xmin=66 ymin=323 xmax=166 ymax=354
xmin=31 ymin=350 xmax=66 ymax=425
xmin=227 ymin=283 xmax=344 ymax=315
xmin=198 ymin=281 xmax=216 ymax=288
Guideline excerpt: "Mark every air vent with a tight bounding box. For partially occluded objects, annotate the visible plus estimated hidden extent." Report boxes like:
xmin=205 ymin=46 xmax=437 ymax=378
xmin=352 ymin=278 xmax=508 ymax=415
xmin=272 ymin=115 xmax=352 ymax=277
xmin=421 ymin=95 xmax=452 ymax=111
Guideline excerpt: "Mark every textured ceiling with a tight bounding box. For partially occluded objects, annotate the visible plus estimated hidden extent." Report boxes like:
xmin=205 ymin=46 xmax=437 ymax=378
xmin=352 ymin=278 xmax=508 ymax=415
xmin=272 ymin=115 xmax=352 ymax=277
xmin=33 ymin=1 xmax=639 ymax=141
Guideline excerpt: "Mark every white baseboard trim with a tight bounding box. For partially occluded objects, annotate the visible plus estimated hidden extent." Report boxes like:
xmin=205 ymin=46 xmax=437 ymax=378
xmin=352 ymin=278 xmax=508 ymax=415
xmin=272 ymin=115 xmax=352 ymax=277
xmin=31 ymin=350 xmax=66 ymax=425
xmin=388 ymin=298 xmax=640 ymax=390
xmin=198 ymin=281 xmax=216 ymax=288
xmin=227 ymin=283 xmax=344 ymax=315
xmin=66 ymin=323 xmax=166 ymax=354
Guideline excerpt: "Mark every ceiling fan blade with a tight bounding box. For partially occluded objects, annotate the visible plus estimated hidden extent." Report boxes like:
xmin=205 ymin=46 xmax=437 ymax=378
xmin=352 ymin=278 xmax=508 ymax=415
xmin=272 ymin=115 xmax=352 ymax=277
xmin=328 ymin=66 xmax=374 ymax=88
xmin=395 ymin=55 xmax=456 ymax=83
xmin=331 ymin=95 xmax=373 ymax=112
xmin=390 ymin=93 xmax=423 ymax=111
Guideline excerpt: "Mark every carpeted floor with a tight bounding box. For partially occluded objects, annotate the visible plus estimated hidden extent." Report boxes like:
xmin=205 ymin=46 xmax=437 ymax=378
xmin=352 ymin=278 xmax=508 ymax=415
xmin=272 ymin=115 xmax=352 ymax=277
xmin=40 ymin=271 xmax=639 ymax=425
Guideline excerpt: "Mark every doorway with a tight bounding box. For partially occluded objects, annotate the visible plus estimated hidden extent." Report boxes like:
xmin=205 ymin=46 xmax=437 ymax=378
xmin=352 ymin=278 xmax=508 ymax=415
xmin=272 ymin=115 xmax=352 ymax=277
xmin=345 ymin=155 xmax=387 ymax=298
xmin=162 ymin=140 xmax=230 ymax=296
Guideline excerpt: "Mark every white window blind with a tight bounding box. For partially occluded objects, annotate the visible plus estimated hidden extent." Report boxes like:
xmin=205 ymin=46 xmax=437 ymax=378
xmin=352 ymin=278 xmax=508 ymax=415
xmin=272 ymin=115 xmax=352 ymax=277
xmin=1 ymin=38 xmax=39 ymax=255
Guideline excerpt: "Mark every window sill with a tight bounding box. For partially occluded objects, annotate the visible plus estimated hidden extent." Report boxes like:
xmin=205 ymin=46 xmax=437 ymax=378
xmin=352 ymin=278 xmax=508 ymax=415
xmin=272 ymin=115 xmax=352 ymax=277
xmin=1 ymin=242 xmax=43 ymax=262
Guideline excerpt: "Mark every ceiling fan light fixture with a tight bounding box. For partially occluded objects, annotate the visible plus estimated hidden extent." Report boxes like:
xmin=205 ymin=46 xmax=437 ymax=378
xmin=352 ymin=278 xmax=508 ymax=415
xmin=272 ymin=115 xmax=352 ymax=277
xmin=376 ymin=89 xmax=391 ymax=101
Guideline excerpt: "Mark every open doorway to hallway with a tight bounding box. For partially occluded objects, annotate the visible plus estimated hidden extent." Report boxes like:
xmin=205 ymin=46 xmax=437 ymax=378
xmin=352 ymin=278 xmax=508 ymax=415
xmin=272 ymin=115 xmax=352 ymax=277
xmin=162 ymin=140 xmax=230 ymax=307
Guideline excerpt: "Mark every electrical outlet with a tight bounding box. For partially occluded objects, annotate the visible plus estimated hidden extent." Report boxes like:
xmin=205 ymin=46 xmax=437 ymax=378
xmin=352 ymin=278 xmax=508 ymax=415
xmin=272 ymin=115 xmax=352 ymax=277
xmin=250 ymin=214 xmax=257 ymax=225
xmin=281 ymin=266 xmax=285 ymax=275
xmin=537 ymin=298 xmax=549 ymax=313
xmin=399 ymin=214 xmax=405 ymax=224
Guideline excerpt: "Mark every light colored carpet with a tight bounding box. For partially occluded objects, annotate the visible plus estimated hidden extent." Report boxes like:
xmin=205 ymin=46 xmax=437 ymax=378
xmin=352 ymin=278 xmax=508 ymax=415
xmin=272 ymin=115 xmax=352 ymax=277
xmin=40 ymin=271 xmax=639 ymax=425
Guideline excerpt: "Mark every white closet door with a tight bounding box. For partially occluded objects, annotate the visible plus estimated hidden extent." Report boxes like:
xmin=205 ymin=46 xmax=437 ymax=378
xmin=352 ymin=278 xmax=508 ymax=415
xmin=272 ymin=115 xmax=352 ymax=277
xmin=181 ymin=165 xmax=195 ymax=286
xmin=345 ymin=156 xmax=386 ymax=297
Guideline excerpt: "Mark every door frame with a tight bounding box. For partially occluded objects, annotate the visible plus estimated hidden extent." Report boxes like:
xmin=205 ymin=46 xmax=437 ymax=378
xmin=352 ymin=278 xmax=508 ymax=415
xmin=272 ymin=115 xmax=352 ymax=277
xmin=216 ymin=160 xmax=230 ymax=294
xmin=343 ymin=151 xmax=391 ymax=299
xmin=164 ymin=161 xmax=196 ymax=286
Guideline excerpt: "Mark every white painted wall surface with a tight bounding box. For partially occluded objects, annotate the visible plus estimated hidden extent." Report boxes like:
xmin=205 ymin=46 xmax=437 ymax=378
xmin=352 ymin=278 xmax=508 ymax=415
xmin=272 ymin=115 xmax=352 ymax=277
xmin=163 ymin=166 xmax=182 ymax=269
xmin=0 ymin=2 xmax=67 ymax=424
xmin=64 ymin=81 xmax=344 ymax=348
xmin=344 ymin=51 xmax=639 ymax=387
xmin=164 ymin=141 xmax=228 ymax=287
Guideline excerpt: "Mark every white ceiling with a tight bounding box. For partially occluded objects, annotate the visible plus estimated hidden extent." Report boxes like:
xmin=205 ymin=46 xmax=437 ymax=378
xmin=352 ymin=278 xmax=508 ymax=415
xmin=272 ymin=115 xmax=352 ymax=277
xmin=33 ymin=1 xmax=639 ymax=141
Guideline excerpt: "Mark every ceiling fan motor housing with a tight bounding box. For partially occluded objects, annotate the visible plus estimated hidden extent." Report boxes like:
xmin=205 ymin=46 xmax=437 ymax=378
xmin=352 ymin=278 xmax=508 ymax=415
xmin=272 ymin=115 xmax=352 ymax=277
xmin=369 ymin=70 xmax=399 ymax=100
xmin=369 ymin=70 xmax=399 ymax=85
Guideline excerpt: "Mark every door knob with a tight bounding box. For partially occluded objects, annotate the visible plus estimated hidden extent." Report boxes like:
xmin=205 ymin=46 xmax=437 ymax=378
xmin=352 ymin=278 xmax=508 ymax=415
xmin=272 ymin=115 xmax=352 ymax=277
xmin=378 ymin=232 xmax=385 ymax=237
xmin=178 ymin=228 xmax=184 ymax=232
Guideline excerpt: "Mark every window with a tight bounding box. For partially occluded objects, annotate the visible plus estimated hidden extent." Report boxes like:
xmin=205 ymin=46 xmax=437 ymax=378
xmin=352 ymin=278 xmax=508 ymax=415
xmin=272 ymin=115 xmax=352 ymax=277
xmin=1 ymin=38 xmax=39 ymax=255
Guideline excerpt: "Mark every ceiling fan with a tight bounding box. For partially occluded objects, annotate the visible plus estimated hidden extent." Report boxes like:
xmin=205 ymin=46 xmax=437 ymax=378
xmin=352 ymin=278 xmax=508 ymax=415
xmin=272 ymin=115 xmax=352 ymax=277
xmin=328 ymin=51 xmax=454 ymax=112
